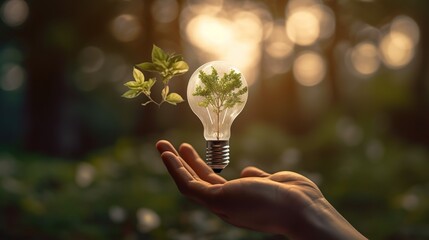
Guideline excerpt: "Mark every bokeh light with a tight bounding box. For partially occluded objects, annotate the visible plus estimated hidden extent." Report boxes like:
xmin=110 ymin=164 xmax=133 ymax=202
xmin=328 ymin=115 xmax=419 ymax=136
xmin=401 ymin=193 xmax=420 ymax=211
xmin=104 ymin=54 xmax=129 ymax=83
xmin=350 ymin=41 xmax=380 ymax=76
xmin=0 ymin=63 xmax=26 ymax=91
xmin=286 ymin=9 xmax=320 ymax=46
xmin=293 ymin=51 xmax=325 ymax=86
xmin=2 ymin=176 xmax=22 ymax=194
xmin=265 ymin=22 xmax=294 ymax=59
xmin=263 ymin=21 xmax=294 ymax=76
xmin=309 ymin=4 xmax=335 ymax=40
xmin=75 ymin=162 xmax=96 ymax=188
xmin=111 ymin=14 xmax=141 ymax=42
xmin=136 ymin=208 xmax=161 ymax=232
xmin=379 ymin=31 xmax=415 ymax=69
xmin=280 ymin=148 xmax=301 ymax=167
xmin=0 ymin=154 xmax=16 ymax=177
xmin=390 ymin=15 xmax=420 ymax=45
xmin=109 ymin=205 xmax=126 ymax=223
xmin=379 ymin=15 xmax=419 ymax=70
xmin=285 ymin=0 xmax=334 ymax=46
xmin=78 ymin=46 xmax=105 ymax=73
xmin=336 ymin=117 xmax=363 ymax=146
xmin=151 ymin=0 xmax=179 ymax=23
xmin=366 ymin=139 xmax=384 ymax=161
xmin=0 ymin=0 xmax=29 ymax=27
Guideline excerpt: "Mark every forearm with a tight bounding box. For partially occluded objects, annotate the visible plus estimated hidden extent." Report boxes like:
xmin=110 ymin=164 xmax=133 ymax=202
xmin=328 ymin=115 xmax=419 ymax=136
xmin=289 ymin=198 xmax=367 ymax=240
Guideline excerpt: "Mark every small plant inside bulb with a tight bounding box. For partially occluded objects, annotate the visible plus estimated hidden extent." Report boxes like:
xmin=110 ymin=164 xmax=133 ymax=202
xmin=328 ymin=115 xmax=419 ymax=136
xmin=187 ymin=61 xmax=248 ymax=172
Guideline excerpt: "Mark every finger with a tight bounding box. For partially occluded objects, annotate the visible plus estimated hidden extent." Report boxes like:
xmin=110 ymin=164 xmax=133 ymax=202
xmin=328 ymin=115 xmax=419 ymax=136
xmin=156 ymin=140 xmax=179 ymax=156
xmin=179 ymin=143 xmax=227 ymax=184
xmin=161 ymin=151 xmax=194 ymax=183
xmin=156 ymin=140 xmax=201 ymax=180
xmin=240 ymin=166 xmax=270 ymax=178
xmin=161 ymin=151 xmax=213 ymax=204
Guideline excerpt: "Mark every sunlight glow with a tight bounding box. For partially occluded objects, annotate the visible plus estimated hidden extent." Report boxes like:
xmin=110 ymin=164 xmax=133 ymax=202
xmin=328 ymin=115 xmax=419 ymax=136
xmin=183 ymin=4 xmax=265 ymax=86
xmin=186 ymin=14 xmax=233 ymax=51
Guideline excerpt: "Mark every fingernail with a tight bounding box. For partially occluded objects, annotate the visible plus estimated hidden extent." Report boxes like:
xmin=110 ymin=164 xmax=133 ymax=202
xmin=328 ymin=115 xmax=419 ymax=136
xmin=156 ymin=141 xmax=168 ymax=154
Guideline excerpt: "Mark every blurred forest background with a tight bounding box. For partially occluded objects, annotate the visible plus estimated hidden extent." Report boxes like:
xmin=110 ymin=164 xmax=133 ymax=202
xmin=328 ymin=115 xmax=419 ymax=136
xmin=1 ymin=0 xmax=429 ymax=239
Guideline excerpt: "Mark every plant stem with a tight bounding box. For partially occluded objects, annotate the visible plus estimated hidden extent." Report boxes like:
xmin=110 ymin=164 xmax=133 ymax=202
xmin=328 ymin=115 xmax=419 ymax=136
xmin=145 ymin=94 xmax=162 ymax=107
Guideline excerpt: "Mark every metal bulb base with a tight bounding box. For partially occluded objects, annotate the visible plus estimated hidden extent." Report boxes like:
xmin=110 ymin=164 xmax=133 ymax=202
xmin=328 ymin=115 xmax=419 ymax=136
xmin=206 ymin=140 xmax=229 ymax=173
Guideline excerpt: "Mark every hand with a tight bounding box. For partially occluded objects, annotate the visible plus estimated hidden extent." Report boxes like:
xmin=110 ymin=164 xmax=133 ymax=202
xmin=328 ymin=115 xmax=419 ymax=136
xmin=156 ymin=140 xmax=367 ymax=240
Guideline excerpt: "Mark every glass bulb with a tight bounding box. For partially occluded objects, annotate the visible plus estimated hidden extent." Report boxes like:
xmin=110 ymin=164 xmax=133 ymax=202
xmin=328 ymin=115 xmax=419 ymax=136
xmin=187 ymin=61 xmax=248 ymax=172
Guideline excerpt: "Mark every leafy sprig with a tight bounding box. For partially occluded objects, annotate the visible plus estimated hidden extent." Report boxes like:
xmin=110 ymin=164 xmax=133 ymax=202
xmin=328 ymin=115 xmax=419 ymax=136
xmin=122 ymin=45 xmax=188 ymax=107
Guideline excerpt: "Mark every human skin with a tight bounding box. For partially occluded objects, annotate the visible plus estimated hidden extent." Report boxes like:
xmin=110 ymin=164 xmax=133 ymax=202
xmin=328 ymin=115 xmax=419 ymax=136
xmin=156 ymin=140 xmax=367 ymax=240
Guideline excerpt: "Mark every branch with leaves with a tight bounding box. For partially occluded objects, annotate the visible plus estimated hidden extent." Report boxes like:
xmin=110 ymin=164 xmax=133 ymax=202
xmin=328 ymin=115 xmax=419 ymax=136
xmin=193 ymin=67 xmax=248 ymax=139
xmin=122 ymin=45 xmax=189 ymax=107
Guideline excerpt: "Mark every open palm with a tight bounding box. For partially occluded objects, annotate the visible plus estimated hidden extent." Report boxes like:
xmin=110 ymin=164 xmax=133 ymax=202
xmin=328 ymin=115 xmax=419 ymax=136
xmin=156 ymin=140 xmax=366 ymax=239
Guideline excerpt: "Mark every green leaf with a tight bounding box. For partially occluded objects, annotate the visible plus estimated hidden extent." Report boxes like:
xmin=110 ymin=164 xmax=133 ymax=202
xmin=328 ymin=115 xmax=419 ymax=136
xmin=170 ymin=54 xmax=183 ymax=63
xmin=198 ymin=101 xmax=209 ymax=107
xmin=139 ymin=78 xmax=156 ymax=95
xmin=122 ymin=89 xmax=141 ymax=98
xmin=152 ymin=45 xmax=167 ymax=63
xmin=136 ymin=62 xmax=160 ymax=72
xmin=133 ymin=68 xmax=144 ymax=83
xmin=124 ymin=81 xmax=141 ymax=89
xmin=147 ymin=78 xmax=156 ymax=88
xmin=166 ymin=93 xmax=184 ymax=105
xmin=171 ymin=61 xmax=189 ymax=75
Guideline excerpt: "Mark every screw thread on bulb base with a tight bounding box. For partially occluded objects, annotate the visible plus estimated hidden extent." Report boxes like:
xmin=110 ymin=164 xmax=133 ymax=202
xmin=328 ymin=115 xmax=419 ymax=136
xmin=206 ymin=140 xmax=229 ymax=173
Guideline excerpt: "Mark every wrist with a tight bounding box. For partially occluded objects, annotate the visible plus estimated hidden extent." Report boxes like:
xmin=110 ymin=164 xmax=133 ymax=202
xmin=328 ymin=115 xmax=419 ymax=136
xmin=289 ymin=198 xmax=367 ymax=240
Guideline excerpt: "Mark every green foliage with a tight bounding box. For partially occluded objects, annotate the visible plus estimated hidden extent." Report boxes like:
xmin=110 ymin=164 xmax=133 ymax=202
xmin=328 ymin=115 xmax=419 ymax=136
xmin=193 ymin=67 xmax=247 ymax=139
xmin=193 ymin=67 xmax=247 ymax=113
xmin=122 ymin=45 xmax=188 ymax=107
xmin=0 ymin=138 xmax=273 ymax=240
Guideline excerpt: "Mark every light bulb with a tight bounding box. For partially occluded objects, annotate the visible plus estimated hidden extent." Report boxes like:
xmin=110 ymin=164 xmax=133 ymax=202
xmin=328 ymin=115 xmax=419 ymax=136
xmin=187 ymin=61 xmax=248 ymax=173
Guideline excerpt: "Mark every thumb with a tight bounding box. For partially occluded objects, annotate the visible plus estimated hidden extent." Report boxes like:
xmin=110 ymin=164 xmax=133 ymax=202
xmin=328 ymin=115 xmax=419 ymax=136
xmin=240 ymin=166 xmax=270 ymax=178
